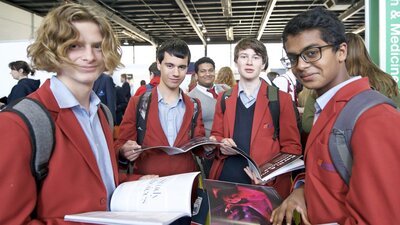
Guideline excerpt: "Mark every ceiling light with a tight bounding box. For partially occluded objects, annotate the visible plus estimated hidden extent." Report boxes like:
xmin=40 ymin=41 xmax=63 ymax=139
xmin=207 ymin=37 xmax=211 ymax=42
xmin=221 ymin=0 xmax=232 ymax=17
xmin=225 ymin=27 xmax=234 ymax=41
xmin=123 ymin=40 xmax=129 ymax=45
xmin=202 ymin=27 xmax=207 ymax=33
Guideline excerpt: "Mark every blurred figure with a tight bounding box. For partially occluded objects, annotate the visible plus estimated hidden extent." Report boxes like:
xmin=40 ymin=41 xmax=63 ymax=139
xmin=187 ymin=72 xmax=197 ymax=92
xmin=133 ymin=62 xmax=161 ymax=96
xmin=215 ymin=66 xmax=236 ymax=88
xmin=345 ymin=32 xmax=400 ymax=106
xmin=120 ymin=73 xmax=131 ymax=101
xmin=5 ymin=60 xmax=40 ymax=106
xmin=140 ymin=79 xmax=146 ymax=86
xmin=266 ymin=71 xmax=279 ymax=84
xmin=93 ymin=72 xmax=117 ymax=122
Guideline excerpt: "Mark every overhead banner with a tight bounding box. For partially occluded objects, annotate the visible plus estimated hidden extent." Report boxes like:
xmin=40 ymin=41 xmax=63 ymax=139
xmin=380 ymin=0 xmax=400 ymax=87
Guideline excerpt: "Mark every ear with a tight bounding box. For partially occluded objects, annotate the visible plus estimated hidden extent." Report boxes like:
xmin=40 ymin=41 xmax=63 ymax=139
xmin=337 ymin=42 xmax=347 ymax=63
xmin=195 ymin=73 xmax=199 ymax=80
xmin=18 ymin=68 xmax=24 ymax=74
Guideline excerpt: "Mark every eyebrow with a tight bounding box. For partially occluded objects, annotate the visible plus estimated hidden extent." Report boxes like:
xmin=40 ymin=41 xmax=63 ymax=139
xmin=286 ymin=43 xmax=324 ymax=55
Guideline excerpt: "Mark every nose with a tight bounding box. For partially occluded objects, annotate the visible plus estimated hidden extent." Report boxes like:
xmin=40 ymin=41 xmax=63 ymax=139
xmin=82 ymin=47 xmax=95 ymax=62
xmin=295 ymin=56 xmax=310 ymax=70
xmin=246 ymin=57 xmax=253 ymax=65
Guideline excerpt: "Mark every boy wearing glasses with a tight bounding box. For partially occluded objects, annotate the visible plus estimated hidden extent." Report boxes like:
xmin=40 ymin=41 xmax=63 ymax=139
xmin=209 ymin=38 xmax=302 ymax=199
xmin=271 ymin=7 xmax=400 ymax=225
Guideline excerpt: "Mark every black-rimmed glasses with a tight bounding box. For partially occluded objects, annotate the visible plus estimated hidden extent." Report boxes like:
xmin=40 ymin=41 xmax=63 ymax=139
xmin=280 ymin=44 xmax=334 ymax=69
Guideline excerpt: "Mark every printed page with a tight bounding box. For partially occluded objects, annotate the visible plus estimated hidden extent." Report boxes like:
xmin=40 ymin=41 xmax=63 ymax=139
xmin=204 ymin=179 xmax=282 ymax=225
xmin=141 ymin=137 xmax=221 ymax=155
xmin=110 ymin=172 xmax=200 ymax=215
xmin=65 ymin=211 xmax=185 ymax=225
xmin=258 ymin=153 xmax=304 ymax=182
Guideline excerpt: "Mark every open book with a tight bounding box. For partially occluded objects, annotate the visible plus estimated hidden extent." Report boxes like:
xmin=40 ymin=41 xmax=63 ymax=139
xmin=230 ymin=147 xmax=304 ymax=183
xmin=204 ymin=179 xmax=282 ymax=225
xmin=140 ymin=136 xmax=221 ymax=155
xmin=64 ymin=172 xmax=199 ymax=225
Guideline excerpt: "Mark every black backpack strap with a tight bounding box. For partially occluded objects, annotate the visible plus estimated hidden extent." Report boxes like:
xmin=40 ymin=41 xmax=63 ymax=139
xmin=3 ymin=98 xmax=55 ymax=183
xmin=99 ymin=103 xmax=114 ymax=130
xmin=267 ymin=85 xmax=280 ymax=140
xmin=189 ymin=97 xmax=200 ymax=139
xmin=329 ymin=90 xmax=397 ymax=185
xmin=220 ymin=88 xmax=232 ymax=114
xmin=136 ymin=91 xmax=152 ymax=145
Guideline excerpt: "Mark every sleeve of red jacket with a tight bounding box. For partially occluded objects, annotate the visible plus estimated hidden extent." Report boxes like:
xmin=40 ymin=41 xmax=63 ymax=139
xmin=0 ymin=113 xmax=46 ymax=225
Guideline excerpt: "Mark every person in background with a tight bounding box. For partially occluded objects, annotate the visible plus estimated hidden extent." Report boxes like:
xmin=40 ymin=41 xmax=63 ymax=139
xmin=4 ymin=60 xmax=40 ymax=106
xmin=188 ymin=57 xmax=227 ymax=137
xmin=140 ymin=79 xmax=146 ymax=86
xmin=93 ymin=71 xmax=117 ymax=122
xmin=271 ymin=7 xmax=400 ymax=225
xmin=120 ymin=73 xmax=131 ymax=101
xmin=0 ymin=3 xmax=122 ymax=224
xmin=266 ymin=71 xmax=279 ymax=84
xmin=133 ymin=61 xmax=161 ymax=96
xmin=187 ymin=72 xmax=197 ymax=92
xmin=115 ymin=38 xmax=207 ymax=180
xmin=209 ymin=38 xmax=302 ymax=199
xmin=272 ymin=69 xmax=298 ymax=103
xmin=215 ymin=66 xmax=236 ymax=88
xmin=345 ymin=32 xmax=400 ymax=106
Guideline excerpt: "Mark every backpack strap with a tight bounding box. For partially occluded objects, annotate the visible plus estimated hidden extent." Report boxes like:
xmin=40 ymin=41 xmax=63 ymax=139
xmin=136 ymin=91 xmax=152 ymax=145
xmin=3 ymin=98 xmax=55 ymax=183
xmin=267 ymin=85 xmax=280 ymax=140
xmin=145 ymin=83 xmax=153 ymax=92
xmin=189 ymin=97 xmax=200 ymax=139
xmin=99 ymin=103 xmax=114 ymax=130
xmin=328 ymin=90 xmax=397 ymax=185
xmin=220 ymin=88 xmax=232 ymax=114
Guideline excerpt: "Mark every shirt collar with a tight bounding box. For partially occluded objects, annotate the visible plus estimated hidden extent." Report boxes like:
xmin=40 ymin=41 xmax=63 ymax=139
xmin=238 ymin=78 xmax=261 ymax=98
xmin=316 ymin=76 xmax=361 ymax=111
xmin=50 ymin=76 xmax=101 ymax=109
xmin=157 ymin=86 xmax=183 ymax=104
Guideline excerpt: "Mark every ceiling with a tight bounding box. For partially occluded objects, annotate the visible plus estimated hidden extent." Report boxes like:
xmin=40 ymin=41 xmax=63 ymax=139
xmin=1 ymin=0 xmax=365 ymax=46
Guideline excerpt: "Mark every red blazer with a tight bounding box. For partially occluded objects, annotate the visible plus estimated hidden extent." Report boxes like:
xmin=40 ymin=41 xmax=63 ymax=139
xmin=209 ymin=80 xmax=302 ymax=198
xmin=303 ymin=78 xmax=400 ymax=224
xmin=115 ymin=87 xmax=205 ymax=180
xmin=0 ymin=80 xmax=119 ymax=224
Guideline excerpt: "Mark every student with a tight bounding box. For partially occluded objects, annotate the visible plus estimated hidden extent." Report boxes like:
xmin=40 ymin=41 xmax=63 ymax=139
xmin=93 ymin=72 xmax=117 ymax=122
xmin=6 ymin=60 xmax=40 ymax=105
xmin=209 ymin=38 xmax=302 ymax=199
xmin=115 ymin=38 xmax=206 ymax=180
xmin=188 ymin=57 xmax=228 ymax=137
xmin=271 ymin=7 xmax=400 ymax=225
xmin=215 ymin=66 xmax=236 ymax=88
xmin=0 ymin=3 xmax=123 ymax=224
xmin=133 ymin=61 xmax=161 ymax=96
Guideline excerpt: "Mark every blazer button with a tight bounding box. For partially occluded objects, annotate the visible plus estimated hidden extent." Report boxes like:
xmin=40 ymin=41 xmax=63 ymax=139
xmin=100 ymin=198 xmax=106 ymax=205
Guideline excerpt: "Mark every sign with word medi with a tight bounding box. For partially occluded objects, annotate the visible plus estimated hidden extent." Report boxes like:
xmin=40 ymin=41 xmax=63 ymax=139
xmin=380 ymin=0 xmax=400 ymax=88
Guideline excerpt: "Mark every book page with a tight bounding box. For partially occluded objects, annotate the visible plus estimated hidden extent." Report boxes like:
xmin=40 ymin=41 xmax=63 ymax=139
xmin=258 ymin=153 xmax=304 ymax=182
xmin=110 ymin=172 xmax=200 ymax=215
xmin=204 ymin=179 xmax=282 ymax=225
xmin=65 ymin=211 xmax=186 ymax=225
xmin=228 ymin=146 xmax=262 ymax=178
xmin=141 ymin=137 xmax=221 ymax=155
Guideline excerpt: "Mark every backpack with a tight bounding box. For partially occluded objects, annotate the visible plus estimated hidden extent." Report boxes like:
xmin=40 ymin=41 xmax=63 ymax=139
xmin=328 ymin=89 xmax=398 ymax=185
xmin=2 ymin=97 xmax=114 ymax=186
xmin=221 ymin=84 xmax=301 ymax=140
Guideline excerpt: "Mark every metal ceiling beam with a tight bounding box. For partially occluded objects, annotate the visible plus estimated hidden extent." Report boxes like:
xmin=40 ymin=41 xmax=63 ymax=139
xmin=221 ymin=0 xmax=232 ymax=17
xmin=338 ymin=0 xmax=365 ymax=21
xmin=78 ymin=0 xmax=157 ymax=46
xmin=256 ymin=0 xmax=278 ymax=41
xmin=175 ymin=0 xmax=207 ymax=46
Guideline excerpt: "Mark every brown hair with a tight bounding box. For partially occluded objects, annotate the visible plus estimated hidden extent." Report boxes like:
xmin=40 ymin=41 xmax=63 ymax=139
xmin=234 ymin=38 xmax=268 ymax=70
xmin=345 ymin=32 xmax=398 ymax=97
xmin=215 ymin=66 xmax=236 ymax=87
xmin=27 ymin=3 xmax=122 ymax=73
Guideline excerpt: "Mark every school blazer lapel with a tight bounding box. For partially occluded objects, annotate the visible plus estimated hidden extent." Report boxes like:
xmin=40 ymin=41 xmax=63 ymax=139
xmin=226 ymin=86 xmax=239 ymax=138
xmin=56 ymin=109 xmax=104 ymax=182
xmin=251 ymin=82 xmax=269 ymax=145
xmin=175 ymin=94 xmax=194 ymax=145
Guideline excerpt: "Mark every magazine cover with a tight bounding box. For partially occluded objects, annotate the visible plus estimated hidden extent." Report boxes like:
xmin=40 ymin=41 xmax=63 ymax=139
xmin=204 ymin=179 xmax=282 ymax=225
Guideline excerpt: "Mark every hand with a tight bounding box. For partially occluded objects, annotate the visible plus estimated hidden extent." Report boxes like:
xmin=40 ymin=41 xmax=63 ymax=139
xmin=120 ymin=140 xmax=142 ymax=161
xmin=244 ymin=166 xmax=263 ymax=184
xmin=270 ymin=186 xmax=310 ymax=225
xmin=220 ymin=138 xmax=238 ymax=155
xmin=139 ymin=174 xmax=159 ymax=180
